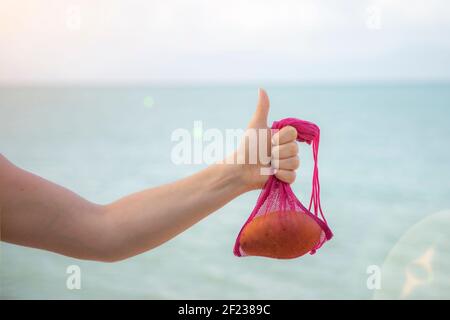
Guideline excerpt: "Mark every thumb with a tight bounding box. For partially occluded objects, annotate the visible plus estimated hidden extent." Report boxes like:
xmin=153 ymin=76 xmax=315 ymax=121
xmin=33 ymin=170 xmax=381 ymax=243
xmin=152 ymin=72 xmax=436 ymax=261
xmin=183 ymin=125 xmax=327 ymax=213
xmin=248 ymin=88 xmax=270 ymax=128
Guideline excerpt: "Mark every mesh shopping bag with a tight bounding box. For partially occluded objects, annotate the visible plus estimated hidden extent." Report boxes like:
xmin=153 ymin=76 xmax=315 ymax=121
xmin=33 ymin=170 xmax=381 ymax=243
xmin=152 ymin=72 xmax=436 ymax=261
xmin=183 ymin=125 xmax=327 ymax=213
xmin=233 ymin=118 xmax=333 ymax=259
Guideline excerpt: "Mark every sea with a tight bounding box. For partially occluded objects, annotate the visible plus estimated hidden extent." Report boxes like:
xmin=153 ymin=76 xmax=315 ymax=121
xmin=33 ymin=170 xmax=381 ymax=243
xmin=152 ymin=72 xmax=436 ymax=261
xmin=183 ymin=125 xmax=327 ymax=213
xmin=1 ymin=84 xmax=449 ymax=299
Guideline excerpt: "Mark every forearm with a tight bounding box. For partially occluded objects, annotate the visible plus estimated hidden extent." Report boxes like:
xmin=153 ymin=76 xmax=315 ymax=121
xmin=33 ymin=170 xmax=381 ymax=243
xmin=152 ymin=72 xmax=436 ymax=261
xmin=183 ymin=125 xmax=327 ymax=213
xmin=104 ymin=161 xmax=247 ymax=261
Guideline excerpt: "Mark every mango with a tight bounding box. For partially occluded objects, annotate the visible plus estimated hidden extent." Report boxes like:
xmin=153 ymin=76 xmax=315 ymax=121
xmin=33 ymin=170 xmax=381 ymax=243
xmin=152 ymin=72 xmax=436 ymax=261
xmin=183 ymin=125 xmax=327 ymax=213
xmin=239 ymin=211 xmax=322 ymax=259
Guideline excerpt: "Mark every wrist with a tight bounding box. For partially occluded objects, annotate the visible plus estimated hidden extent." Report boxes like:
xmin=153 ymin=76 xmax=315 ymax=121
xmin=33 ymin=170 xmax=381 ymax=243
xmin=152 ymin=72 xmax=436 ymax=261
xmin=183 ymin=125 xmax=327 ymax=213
xmin=220 ymin=152 xmax=264 ymax=193
xmin=216 ymin=152 xmax=252 ymax=194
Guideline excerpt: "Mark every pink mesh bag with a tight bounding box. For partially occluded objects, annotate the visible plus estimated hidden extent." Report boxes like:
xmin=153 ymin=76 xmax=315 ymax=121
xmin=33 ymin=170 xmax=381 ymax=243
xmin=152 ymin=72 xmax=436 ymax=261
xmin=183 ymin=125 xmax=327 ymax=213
xmin=233 ymin=118 xmax=333 ymax=259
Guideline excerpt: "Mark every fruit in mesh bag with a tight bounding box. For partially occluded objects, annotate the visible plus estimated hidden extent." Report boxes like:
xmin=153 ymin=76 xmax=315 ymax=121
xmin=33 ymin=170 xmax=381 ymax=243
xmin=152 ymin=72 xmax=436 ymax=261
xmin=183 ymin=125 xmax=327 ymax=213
xmin=239 ymin=210 xmax=323 ymax=259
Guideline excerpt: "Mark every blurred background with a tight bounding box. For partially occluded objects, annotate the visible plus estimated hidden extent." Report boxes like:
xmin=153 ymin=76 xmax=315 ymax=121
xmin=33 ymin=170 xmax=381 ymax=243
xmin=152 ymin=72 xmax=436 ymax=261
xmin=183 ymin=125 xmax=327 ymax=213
xmin=1 ymin=0 xmax=449 ymax=299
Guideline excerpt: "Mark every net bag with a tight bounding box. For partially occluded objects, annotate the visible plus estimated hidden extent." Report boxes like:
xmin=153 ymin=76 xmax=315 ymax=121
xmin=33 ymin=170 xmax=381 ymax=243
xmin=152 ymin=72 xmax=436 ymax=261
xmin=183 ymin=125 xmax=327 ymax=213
xmin=233 ymin=117 xmax=333 ymax=259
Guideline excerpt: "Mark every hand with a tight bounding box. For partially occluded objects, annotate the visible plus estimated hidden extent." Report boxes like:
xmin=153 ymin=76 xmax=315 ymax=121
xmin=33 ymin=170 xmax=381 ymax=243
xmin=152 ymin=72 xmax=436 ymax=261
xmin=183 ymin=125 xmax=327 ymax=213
xmin=229 ymin=89 xmax=300 ymax=190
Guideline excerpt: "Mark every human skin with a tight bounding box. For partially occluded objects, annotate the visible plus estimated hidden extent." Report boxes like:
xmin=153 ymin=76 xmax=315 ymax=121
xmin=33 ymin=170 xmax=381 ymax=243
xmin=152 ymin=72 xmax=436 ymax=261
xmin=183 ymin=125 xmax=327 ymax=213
xmin=0 ymin=89 xmax=300 ymax=262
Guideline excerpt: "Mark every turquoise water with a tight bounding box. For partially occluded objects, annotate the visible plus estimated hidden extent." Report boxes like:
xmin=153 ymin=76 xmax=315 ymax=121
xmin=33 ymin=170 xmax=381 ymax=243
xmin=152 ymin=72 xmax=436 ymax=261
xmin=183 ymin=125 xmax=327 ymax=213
xmin=1 ymin=84 xmax=449 ymax=299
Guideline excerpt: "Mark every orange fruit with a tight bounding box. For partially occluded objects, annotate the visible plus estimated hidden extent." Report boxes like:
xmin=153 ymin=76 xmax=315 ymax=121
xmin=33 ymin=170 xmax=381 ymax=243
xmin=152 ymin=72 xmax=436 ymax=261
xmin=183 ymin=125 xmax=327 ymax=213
xmin=239 ymin=211 xmax=322 ymax=259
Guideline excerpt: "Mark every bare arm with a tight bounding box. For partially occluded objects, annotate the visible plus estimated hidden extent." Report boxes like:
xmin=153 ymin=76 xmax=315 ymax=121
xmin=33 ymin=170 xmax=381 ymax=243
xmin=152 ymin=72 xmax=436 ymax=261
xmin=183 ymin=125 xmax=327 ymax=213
xmin=0 ymin=156 xmax=248 ymax=261
xmin=0 ymin=90 xmax=300 ymax=262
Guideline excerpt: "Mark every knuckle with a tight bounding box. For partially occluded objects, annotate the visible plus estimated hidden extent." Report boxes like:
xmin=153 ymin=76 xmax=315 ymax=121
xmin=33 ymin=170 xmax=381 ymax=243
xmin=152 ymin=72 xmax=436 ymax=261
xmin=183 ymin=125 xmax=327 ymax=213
xmin=289 ymin=142 xmax=298 ymax=154
xmin=287 ymin=171 xmax=296 ymax=183
xmin=286 ymin=126 xmax=297 ymax=137
xmin=280 ymin=127 xmax=296 ymax=143
xmin=292 ymin=156 xmax=300 ymax=169
xmin=277 ymin=170 xmax=296 ymax=184
xmin=290 ymin=171 xmax=297 ymax=183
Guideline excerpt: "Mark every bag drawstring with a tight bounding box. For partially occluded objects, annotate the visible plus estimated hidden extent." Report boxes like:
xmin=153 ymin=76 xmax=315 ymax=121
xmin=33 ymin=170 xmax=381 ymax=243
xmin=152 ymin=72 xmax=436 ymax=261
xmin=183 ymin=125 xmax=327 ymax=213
xmin=309 ymin=131 xmax=327 ymax=223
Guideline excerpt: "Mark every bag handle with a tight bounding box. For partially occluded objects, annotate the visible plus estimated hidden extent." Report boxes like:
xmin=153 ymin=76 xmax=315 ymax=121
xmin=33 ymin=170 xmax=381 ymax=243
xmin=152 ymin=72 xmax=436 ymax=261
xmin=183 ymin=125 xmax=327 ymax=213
xmin=271 ymin=118 xmax=327 ymax=223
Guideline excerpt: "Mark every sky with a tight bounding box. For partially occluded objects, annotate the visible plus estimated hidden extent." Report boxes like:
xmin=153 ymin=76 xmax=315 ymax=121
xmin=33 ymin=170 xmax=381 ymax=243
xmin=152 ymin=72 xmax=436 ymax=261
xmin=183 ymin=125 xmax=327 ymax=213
xmin=1 ymin=0 xmax=450 ymax=85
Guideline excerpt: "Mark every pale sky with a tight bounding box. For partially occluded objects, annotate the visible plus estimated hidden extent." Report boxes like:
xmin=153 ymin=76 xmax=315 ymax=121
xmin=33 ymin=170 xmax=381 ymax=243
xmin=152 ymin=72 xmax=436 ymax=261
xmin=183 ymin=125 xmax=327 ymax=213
xmin=1 ymin=0 xmax=450 ymax=85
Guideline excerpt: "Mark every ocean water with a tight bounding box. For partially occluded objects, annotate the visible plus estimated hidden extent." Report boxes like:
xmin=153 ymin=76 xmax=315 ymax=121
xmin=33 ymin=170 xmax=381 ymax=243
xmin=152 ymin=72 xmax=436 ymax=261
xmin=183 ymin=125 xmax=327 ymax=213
xmin=1 ymin=84 xmax=449 ymax=299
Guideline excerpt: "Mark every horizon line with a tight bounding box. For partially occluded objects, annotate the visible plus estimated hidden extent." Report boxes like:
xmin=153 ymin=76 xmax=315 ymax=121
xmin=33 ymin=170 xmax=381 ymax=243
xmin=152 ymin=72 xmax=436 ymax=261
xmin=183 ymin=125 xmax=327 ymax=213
xmin=1 ymin=79 xmax=450 ymax=89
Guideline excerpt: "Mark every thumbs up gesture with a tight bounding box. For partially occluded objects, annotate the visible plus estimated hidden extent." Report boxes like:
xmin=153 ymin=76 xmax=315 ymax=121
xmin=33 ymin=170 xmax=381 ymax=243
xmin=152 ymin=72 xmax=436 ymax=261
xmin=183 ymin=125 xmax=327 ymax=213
xmin=229 ymin=89 xmax=300 ymax=190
